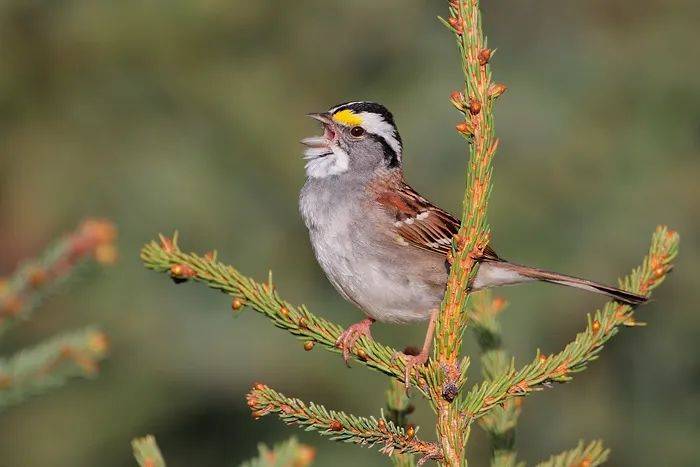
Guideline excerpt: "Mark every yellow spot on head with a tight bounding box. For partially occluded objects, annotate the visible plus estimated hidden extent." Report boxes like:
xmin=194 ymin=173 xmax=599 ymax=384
xmin=332 ymin=109 xmax=363 ymax=126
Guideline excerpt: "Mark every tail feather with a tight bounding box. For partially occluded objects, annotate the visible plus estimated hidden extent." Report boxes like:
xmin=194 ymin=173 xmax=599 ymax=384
xmin=475 ymin=260 xmax=648 ymax=306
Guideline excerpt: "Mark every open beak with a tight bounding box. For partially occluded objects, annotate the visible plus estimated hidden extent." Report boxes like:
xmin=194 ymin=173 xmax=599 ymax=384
xmin=301 ymin=112 xmax=336 ymax=152
xmin=306 ymin=112 xmax=333 ymax=125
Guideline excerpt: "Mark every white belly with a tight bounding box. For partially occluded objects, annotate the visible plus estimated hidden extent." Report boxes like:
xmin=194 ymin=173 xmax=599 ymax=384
xmin=301 ymin=177 xmax=446 ymax=324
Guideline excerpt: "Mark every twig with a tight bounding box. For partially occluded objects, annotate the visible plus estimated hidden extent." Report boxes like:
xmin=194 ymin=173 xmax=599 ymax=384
xmin=431 ymin=1 xmax=503 ymax=464
xmin=0 ymin=219 xmax=117 ymax=335
xmin=132 ymin=435 xmax=166 ymax=467
xmin=387 ymin=379 xmax=417 ymax=467
xmin=0 ymin=326 xmax=109 ymax=411
xmin=534 ymin=440 xmax=609 ymax=467
xmin=247 ymin=383 xmax=442 ymax=462
xmin=468 ymin=292 xmax=521 ymax=467
xmin=462 ymin=227 xmax=679 ymax=419
xmin=140 ymin=235 xmax=430 ymax=396
xmin=240 ymin=437 xmax=315 ymax=467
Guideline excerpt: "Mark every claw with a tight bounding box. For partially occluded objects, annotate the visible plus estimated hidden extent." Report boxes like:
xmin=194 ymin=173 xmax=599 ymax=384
xmin=400 ymin=351 xmax=430 ymax=389
xmin=335 ymin=318 xmax=374 ymax=366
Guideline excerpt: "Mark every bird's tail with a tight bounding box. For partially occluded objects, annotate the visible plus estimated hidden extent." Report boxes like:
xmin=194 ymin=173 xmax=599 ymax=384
xmin=473 ymin=260 xmax=648 ymax=306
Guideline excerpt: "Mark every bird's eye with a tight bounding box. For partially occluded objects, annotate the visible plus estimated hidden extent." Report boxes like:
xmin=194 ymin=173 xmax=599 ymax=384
xmin=350 ymin=126 xmax=365 ymax=137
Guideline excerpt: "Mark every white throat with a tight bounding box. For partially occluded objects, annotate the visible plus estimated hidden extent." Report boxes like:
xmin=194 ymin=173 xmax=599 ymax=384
xmin=303 ymin=144 xmax=349 ymax=178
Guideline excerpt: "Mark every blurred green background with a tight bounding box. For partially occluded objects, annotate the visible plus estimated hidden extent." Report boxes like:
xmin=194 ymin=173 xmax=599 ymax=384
xmin=0 ymin=0 xmax=698 ymax=465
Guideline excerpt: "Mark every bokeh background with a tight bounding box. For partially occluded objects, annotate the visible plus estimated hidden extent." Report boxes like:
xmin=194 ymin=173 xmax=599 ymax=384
xmin=0 ymin=0 xmax=698 ymax=466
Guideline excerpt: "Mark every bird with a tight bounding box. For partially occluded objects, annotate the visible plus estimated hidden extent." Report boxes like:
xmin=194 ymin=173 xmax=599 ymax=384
xmin=298 ymin=101 xmax=646 ymax=384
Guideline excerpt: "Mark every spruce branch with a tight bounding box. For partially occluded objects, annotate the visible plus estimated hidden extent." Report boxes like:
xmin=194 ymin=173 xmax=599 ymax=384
xmin=462 ymin=227 xmax=679 ymax=419
xmin=132 ymin=435 xmax=166 ymax=467
xmin=468 ymin=292 xmax=522 ymax=467
xmin=240 ymin=438 xmax=316 ymax=467
xmin=0 ymin=219 xmax=117 ymax=335
xmin=246 ymin=383 xmax=442 ymax=464
xmin=140 ymin=235 xmax=430 ymax=395
xmin=387 ymin=379 xmax=417 ymax=467
xmin=430 ymin=1 xmax=502 ymax=464
xmin=534 ymin=440 xmax=609 ymax=467
xmin=0 ymin=326 xmax=109 ymax=411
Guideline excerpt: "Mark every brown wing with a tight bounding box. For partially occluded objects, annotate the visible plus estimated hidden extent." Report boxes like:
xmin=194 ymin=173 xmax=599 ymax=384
xmin=375 ymin=181 xmax=500 ymax=260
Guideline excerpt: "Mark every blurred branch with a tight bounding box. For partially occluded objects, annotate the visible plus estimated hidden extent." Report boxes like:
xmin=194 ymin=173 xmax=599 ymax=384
xmin=132 ymin=435 xmax=166 ymax=467
xmin=534 ymin=440 xmax=609 ymax=467
xmin=468 ymin=292 xmax=521 ymax=467
xmin=462 ymin=227 xmax=679 ymax=418
xmin=240 ymin=437 xmax=315 ymax=467
xmin=0 ymin=326 xmax=109 ymax=411
xmin=247 ymin=383 xmax=441 ymax=463
xmin=386 ymin=379 xmax=417 ymax=467
xmin=0 ymin=218 xmax=117 ymax=335
xmin=430 ymin=0 xmax=503 ymax=463
xmin=140 ymin=234 xmax=430 ymax=395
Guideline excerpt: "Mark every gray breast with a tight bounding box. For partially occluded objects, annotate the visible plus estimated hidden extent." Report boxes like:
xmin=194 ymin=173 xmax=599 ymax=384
xmin=300 ymin=176 xmax=446 ymax=324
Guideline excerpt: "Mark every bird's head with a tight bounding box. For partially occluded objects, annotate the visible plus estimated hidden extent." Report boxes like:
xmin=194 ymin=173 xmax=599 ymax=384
xmin=301 ymin=101 xmax=403 ymax=179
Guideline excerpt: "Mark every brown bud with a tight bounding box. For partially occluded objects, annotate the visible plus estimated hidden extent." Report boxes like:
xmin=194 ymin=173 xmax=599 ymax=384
xmin=442 ymin=383 xmax=459 ymax=402
xmin=279 ymin=305 xmax=289 ymax=317
xmin=296 ymin=445 xmax=316 ymax=466
xmin=204 ymin=250 xmax=216 ymax=262
xmin=591 ymin=320 xmax=601 ymax=333
xmin=491 ymin=297 xmax=506 ymax=312
xmin=488 ymin=82 xmax=508 ymax=99
xmin=448 ymin=17 xmax=463 ymax=35
xmin=654 ymin=266 xmax=665 ymax=278
xmin=170 ymin=263 xmax=196 ymax=280
xmin=377 ymin=419 xmax=387 ymax=431
xmin=28 ymin=267 xmax=48 ymax=288
xmin=281 ymin=404 xmax=295 ymax=414
xmin=478 ymin=48 xmax=492 ymax=66
xmin=303 ymin=341 xmax=315 ymax=351
xmin=88 ymin=331 xmax=109 ymax=354
xmin=356 ymin=348 xmax=368 ymax=361
xmin=455 ymin=122 xmax=473 ymax=135
xmin=246 ymin=397 xmax=257 ymax=407
xmin=538 ymin=354 xmax=548 ymax=363
xmin=406 ymin=424 xmax=416 ymax=439
xmin=1 ymin=295 xmax=22 ymax=317
xmin=579 ymin=460 xmax=591 ymax=467
xmin=329 ymin=420 xmax=343 ymax=431
xmin=159 ymin=234 xmax=175 ymax=253
xmin=468 ymin=98 xmax=481 ymax=115
xmin=253 ymin=382 xmax=266 ymax=391
xmin=94 ymin=244 xmax=118 ymax=265
xmin=231 ymin=298 xmax=245 ymax=311
xmin=298 ymin=317 xmax=308 ymax=329
xmin=450 ymin=90 xmax=465 ymax=111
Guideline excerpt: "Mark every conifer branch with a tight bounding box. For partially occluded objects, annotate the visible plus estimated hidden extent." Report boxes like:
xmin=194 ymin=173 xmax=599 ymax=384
xmin=534 ymin=440 xmax=609 ymax=467
xmin=386 ymin=379 xmax=417 ymax=467
xmin=462 ymin=227 xmax=679 ymax=419
xmin=0 ymin=219 xmax=117 ymax=335
xmin=132 ymin=435 xmax=166 ymax=467
xmin=140 ymin=236 xmax=430 ymax=395
xmin=0 ymin=327 xmax=109 ymax=411
xmin=240 ymin=437 xmax=316 ymax=467
xmin=430 ymin=1 xmax=503 ymax=464
xmin=468 ymin=292 xmax=521 ymax=467
xmin=246 ymin=383 xmax=442 ymax=463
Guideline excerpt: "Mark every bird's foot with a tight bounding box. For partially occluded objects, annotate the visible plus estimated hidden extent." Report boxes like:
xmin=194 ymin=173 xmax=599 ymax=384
xmin=394 ymin=347 xmax=430 ymax=389
xmin=336 ymin=318 xmax=374 ymax=366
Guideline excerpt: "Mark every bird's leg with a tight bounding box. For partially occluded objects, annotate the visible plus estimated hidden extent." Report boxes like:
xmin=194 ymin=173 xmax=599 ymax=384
xmin=398 ymin=309 xmax=438 ymax=388
xmin=335 ymin=317 xmax=375 ymax=366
